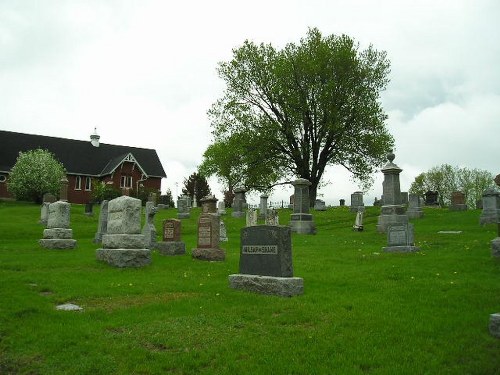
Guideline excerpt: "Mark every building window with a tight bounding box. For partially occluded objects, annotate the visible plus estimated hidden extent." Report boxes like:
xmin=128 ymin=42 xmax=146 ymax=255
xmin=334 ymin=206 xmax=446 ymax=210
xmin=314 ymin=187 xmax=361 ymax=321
xmin=75 ymin=176 xmax=82 ymax=190
xmin=120 ymin=175 xmax=133 ymax=188
xmin=0 ymin=175 xmax=6 ymax=183
xmin=85 ymin=177 xmax=92 ymax=191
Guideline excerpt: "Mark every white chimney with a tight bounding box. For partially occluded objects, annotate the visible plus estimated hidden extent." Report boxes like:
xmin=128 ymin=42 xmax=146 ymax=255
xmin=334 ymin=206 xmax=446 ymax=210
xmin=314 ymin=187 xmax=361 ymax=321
xmin=90 ymin=127 xmax=100 ymax=147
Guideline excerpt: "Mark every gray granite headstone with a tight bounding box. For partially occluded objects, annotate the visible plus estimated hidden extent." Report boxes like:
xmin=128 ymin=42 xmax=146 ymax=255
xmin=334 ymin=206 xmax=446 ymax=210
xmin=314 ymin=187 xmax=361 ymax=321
xmin=258 ymin=194 xmax=269 ymax=220
xmin=93 ymin=200 xmax=109 ymax=243
xmin=265 ymin=208 xmax=279 ymax=226
xmin=39 ymin=202 xmax=50 ymax=226
xmin=39 ymin=201 xmax=77 ymax=249
xmin=314 ymin=199 xmax=326 ymax=211
xmin=232 ymin=187 xmax=247 ymax=218
xmin=177 ymin=195 xmax=190 ymax=219
xmin=480 ymin=188 xmax=500 ymax=225
xmin=383 ymin=223 xmax=419 ymax=253
xmin=246 ymin=208 xmax=258 ymax=227
xmin=142 ymin=201 xmax=158 ymax=249
xmin=289 ymin=178 xmax=316 ymax=234
xmin=350 ymin=192 xmax=364 ymax=213
xmin=490 ymin=313 xmax=500 ymax=338
xmin=407 ymin=194 xmax=423 ymax=219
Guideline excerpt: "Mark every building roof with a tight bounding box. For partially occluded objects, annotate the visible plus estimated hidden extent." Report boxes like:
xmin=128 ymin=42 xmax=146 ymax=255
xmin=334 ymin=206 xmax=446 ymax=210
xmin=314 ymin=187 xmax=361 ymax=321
xmin=0 ymin=130 xmax=167 ymax=178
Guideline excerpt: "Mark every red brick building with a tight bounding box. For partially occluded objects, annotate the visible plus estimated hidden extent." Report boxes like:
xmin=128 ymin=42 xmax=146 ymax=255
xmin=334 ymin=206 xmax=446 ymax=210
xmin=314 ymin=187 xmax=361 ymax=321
xmin=0 ymin=130 xmax=166 ymax=204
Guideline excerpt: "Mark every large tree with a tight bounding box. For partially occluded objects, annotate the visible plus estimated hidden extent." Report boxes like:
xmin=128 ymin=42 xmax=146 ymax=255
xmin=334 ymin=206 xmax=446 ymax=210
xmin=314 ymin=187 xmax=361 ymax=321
xmin=181 ymin=172 xmax=212 ymax=206
xmin=205 ymin=27 xmax=394 ymax=205
xmin=7 ymin=148 xmax=66 ymax=203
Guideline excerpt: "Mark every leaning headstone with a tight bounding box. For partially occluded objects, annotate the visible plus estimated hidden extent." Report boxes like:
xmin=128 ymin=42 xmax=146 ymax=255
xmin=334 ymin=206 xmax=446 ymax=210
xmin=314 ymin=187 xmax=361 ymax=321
xmin=424 ymin=191 xmax=439 ymax=206
xmin=266 ymin=209 xmax=279 ymax=226
xmin=490 ymin=313 xmax=500 ymax=338
xmin=232 ymin=187 xmax=247 ymax=218
xmin=177 ymin=195 xmax=190 ymax=219
xmin=156 ymin=219 xmax=186 ymax=255
xmin=479 ymin=188 xmax=500 ymax=225
xmin=353 ymin=207 xmax=364 ymax=231
xmin=407 ymin=194 xmax=424 ymax=219
xmin=142 ymin=201 xmax=158 ymax=249
xmin=383 ymin=223 xmax=419 ymax=253
xmin=314 ymin=199 xmax=326 ymax=211
xmin=450 ymin=191 xmax=467 ymax=211
xmin=93 ymin=200 xmax=109 ymax=243
xmin=192 ymin=212 xmax=225 ymax=261
xmin=40 ymin=202 xmax=50 ymax=226
xmin=350 ymin=192 xmax=364 ymax=213
xmin=376 ymin=152 xmax=409 ymax=233
xmin=39 ymin=201 xmax=77 ymax=249
xmin=228 ymin=225 xmax=304 ymax=297
xmin=96 ymin=196 xmax=151 ymax=267
xmin=289 ymin=178 xmax=316 ymax=234
xmin=246 ymin=208 xmax=258 ymax=227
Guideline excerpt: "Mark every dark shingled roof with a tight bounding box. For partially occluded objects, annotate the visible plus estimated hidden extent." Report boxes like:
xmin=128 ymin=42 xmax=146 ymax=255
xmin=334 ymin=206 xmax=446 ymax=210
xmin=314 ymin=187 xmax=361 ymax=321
xmin=0 ymin=130 xmax=167 ymax=178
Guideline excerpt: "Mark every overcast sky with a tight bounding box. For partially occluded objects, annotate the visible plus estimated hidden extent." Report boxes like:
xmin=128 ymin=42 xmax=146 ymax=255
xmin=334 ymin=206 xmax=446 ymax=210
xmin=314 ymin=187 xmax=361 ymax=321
xmin=1 ymin=0 xmax=499 ymax=205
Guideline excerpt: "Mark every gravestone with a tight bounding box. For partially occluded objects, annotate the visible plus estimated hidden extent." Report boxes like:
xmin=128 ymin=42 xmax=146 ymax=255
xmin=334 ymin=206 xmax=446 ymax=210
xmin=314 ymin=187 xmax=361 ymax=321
xmin=480 ymin=188 xmax=500 ymax=225
xmin=424 ymin=191 xmax=439 ymax=206
xmin=142 ymin=201 xmax=158 ymax=249
xmin=258 ymin=194 xmax=269 ymax=220
xmin=489 ymin=177 xmax=500 ymax=257
xmin=353 ymin=207 xmax=363 ymax=231
xmin=289 ymin=178 xmax=316 ymax=234
xmin=93 ymin=200 xmax=109 ymax=243
xmin=228 ymin=225 xmax=303 ymax=297
xmin=220 ymin=220 xmax=228 ymax=242
xmin=156 ymin=219 xmax=186 ymax=255
xmin=288 ymin=194 xmax=294 ymax=209
xmin=350 ymin=192 xmax=364 ymax=213
xmin=42 ymin=193 xmax=57 ymax=203
xmin=373 ymin=197 xmax=382 ymax=207
xmin=339 ymin=199 xmax=345 ymax=207
xmin=177 ymin=195 xmax=190 ymax=219
xmin=232 ymin=187 xmax=247 ymax=218
xmin=449 ymin=191 xmax=467 ymax=211
xmin=84 ymin=202 xmax=94 ymax=216
xmin=377 ymin=152 xmax=409 ymax=233
xmin=217 ymin=201 xmax=226 ymax=215
xmin=40 ymin=202 xmax=50 ymax=226
xmin=201 ymin=195 xmax=217 ymax=214
xmin=192 ymin=212 xmax=225 ymax=261
xmin=383 ymin=223 xmax=420 ymax=253
xmin=96 ymin=196 xmax=151 ymax=267
xmin=407 ymin=194 xmax=424 ymax=219
xmin=266 ymin=208 xmax=279 ymax=226
xmin=246 ymin=208 xmax=258 ymax=227
xmin=490 ymin=313 xmax=500 ymax=338
xmin=400 ymin=192 xmax=409 ymax=205
xmin=39 ymin=201 xmax=77 ymax=249
xmin=59 ymin=177 xmax=69 ymax=202
xmin=314 ymin=199 xmax=326 ymax=211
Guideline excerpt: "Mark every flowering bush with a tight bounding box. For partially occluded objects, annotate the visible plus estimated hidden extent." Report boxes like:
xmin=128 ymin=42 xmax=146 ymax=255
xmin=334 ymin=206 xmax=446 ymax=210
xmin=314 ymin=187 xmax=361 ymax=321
xmin=7 ymin=148 xmax=66 ymax=203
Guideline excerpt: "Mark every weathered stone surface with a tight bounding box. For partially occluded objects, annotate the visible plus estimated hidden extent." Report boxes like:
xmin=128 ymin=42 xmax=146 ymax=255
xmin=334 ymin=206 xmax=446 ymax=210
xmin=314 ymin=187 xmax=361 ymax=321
xmin=47 ymin=201 xmax=71 ymax=229
xmin=95 ymin=248 xmax=151 ymax=267
xmin=491 ymin=238 xmax=500 ymax=257
xmin=102 ymin=234 xmax=145 ymax=249
xmin=407 ymin=194 xmax=424 ymax=219
xmin=43 ymin=228 xmax=73 ymax=239
xmin=177 ymin=195 xmax=190 ymax=219
xmin=289 ymin=179 xmax=315 ymax=234
xmin=480 ymin=188 xmax=500 ymax=225
xmin=350 ymin=192 xmax=364 ymax=213
xmin=40 ymin=202 xmax=50 ymax=226
xmin=156 ymin=241 xmax=186 ymax=256
xmin=107 ymin=196 xmax=141 ymax=234
xmin=232 ymin=187 xmax=247 ymax=218
xmin=142 ymin=201 xmax=158 ymax=249
xmin=191 ymin=247 xmax=225 ymax=261
xmin=377 ymin=205 xmax=409 ymax=233
xmin=228 ymin=274 xmax=304 ymax=297
xmin=489 ymin=313 xmax=500 ymax=338
xmin=93 ymin=200 xmax=108 ymax=243
xmin=39 ymin=239 xmax=77 ymax=249
xmin=383 ymin=223 xmax=419 ymax=253
xmin=56 ymin=303 xmax=83 ymax=311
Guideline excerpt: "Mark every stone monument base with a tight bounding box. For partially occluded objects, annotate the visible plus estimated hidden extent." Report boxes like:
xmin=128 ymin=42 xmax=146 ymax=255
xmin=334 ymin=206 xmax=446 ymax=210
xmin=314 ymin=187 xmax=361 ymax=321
xmin=449 ymin=204 xmax=467 ymax=211
xmin=96 ymin=248 xmax=151 ymax=267
xmin=377 ymin=212 xmax=408 ymax=233
xmin=102 ymin=234 xmax=145 ymax=249
xmin=491 ymin=238 xmax=500 ymax=257
xmin=192 ymin=248 xmax=225 ymax=261
xmin=490 ymin=313 xmax=500 ymax=338
xmin=383 ymin=245 xmax=420 ymax=253
xmin=43 ymin=228 xmax=73 ymax=239
xmin=39 ymin=239 xmax=77 ymax=249
xmin=228 ymin=274 xmax=304 ymax=297
xmin=289 ymin=213 xmax=316 ymax=234
xmin=156 ymin=241 xmax=186 ymax=256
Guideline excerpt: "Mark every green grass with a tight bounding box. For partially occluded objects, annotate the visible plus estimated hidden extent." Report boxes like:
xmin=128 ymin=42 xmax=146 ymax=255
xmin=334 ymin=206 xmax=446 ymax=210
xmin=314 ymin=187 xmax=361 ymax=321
xmin=0 ymin=201 xmax=499 ymax=374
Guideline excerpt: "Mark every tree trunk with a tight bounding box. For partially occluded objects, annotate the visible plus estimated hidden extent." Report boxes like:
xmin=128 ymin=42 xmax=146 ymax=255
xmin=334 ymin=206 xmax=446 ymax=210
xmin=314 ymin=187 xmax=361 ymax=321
xmin=309 ymin=179 xmax=319 ymax=208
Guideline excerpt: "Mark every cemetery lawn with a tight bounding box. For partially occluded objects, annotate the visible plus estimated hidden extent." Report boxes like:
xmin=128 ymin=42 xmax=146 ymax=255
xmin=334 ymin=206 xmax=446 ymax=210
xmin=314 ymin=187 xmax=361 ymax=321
xmin=0 ymin=201 xmax=499 ymax=375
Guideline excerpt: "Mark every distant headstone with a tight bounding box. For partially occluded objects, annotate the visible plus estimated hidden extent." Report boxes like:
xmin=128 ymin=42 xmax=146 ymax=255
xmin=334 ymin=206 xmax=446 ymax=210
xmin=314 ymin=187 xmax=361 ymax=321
xmin=353 ymin=207 xmax=363 ymax=231
xmin=156 ymin=219 xmax=185 ymax=255
xmin=289 ymin=178 xmax=316 ymax=234
xmin=489 ymin=313 xmax=500 ymax=338
xmin=201 ymin=195 xmax=218 ymax=214
xmin=424 ymin=191 xmax=439 ymax=206
xmin=314 ymin=199 xmax=326 ymax=211
xmin=84 ymin=202 xmax=94 ymax=216
xmin=400 ymin=192 xmax=409 ymax=205
xmin=39 ymin=201 xmax=77 ymax=249
xmin=220 ymin=220 xmax=228 ymax=242
xmin=339 ymin=199 xmax=345 ymax=207
xmin=258 ymin=194 xmax=269 ymax=220
xmin=266 ymin=208 xmax=279 ymax=226
xmin=96 ymin=196 xmax=151 ymax=267
xmin=229 ymin=225 xmax=303 ymax=297
xmin=232 ymin=187 xmax=247 ymax=218
xmin=246 ymin=208 xmax=258 ymax=227
xmin=142 ymin=201 xmax=158 ymax=249
xmin=383 ymin=223 xmax=420 ymax=253
xmin=350 ymin=192 xmax=364 ymax=213
xmin=373 ymin=197 xmax=382 ymax=207
xmin=450 ymin=191 xmax=467 ymax=211
xmin=93 ymin=200 xmax=109 ymax=243
xmin=480 ymin=188 xmax=500 ymax=225
xmin=192 ymin=213 xmax=225 ymax=261
xmin=407 ymin=194 xmax=424 ymax=219
xmin=43 ymin=193 xmax=56 ymax=203
xmin=177 ymin=195 xmax=190 ymax=219
xmin=40 ymin=202 xmax=50 ymax=226
xmin=217 ymin=201 xmax=226 ymax=215
xmin=59 ymin=177 xmax=69 ymax=202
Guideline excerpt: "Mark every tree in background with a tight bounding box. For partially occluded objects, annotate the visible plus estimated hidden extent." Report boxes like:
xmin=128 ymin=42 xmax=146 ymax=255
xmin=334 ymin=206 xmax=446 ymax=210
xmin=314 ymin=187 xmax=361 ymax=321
xmin=159 ymin=189 xmax=175 ymax=207
xmin=7 ymin=148 xmax=66 ymax=203
xmin=182 ymin=172 xmax=211 ymax=206
xmin=205 ymin=27 xmax=394 ymax=206
xmin=409 ymin=164 xmax=494 ymax=207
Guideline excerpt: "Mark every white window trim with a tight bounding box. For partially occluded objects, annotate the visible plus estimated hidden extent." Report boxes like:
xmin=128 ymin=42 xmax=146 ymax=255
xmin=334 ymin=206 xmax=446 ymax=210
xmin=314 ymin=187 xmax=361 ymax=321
xmin=85 ymin=177 xmax=92 ymax=191
xmin=75 ymin=176 xmax=82 ymax=190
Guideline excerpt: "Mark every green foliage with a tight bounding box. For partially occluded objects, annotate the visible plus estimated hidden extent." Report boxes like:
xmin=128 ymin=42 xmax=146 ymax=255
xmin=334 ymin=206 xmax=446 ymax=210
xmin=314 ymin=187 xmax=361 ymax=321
xmin=91 ymin=180 xmax=121 ymax=203
xmin=182 ymin=172 xmax=211 ymax=206
xmin=0 ymin=201 xmax=499 ymax=374
xmin=409 ymin=164 xmax=494 ymax=207
xmin=159 ymin=189 xmax=175 ymax=207
xmin=206 ymin=27 xmax=394 ymax=205
xmin=7 ymin=148 xmax=66 ymax=203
